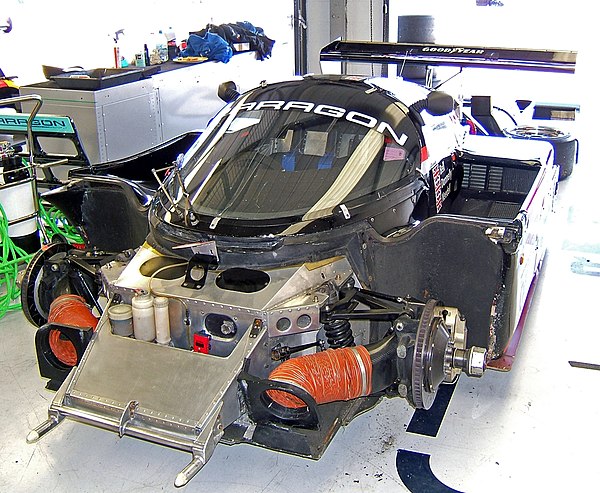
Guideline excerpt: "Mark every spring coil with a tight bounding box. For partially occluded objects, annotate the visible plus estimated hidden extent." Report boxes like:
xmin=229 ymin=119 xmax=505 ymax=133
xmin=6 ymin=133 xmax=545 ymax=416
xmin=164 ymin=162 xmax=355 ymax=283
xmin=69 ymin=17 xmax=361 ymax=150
xmin=324 ymin=319 xmax=354 ymax=348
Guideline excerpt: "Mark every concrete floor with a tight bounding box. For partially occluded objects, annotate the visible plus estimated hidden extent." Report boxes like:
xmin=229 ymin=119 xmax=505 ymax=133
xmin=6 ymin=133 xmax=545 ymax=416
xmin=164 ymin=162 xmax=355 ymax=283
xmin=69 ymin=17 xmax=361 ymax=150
xmin=1 ymin=106 xmax=598 ymax=492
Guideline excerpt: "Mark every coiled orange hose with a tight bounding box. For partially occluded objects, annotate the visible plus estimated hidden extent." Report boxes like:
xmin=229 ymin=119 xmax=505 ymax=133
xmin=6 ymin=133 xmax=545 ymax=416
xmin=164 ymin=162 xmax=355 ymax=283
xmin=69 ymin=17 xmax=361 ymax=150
xmin=47 ymin=294 xmax=98 ymax=367
xmin=267 ymin=346 xmax=373 ymax=408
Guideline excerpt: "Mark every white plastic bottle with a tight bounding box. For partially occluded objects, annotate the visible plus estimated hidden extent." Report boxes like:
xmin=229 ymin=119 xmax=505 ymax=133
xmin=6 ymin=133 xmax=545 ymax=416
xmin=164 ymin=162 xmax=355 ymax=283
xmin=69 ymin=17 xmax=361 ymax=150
xmin=157 ymin=30 xmax=168 ymax=63
xmin=108 ymin=303 xmax=134 ymax=337
xmin=132 ymin=293 xmax=156 ymax=341
xmin=153 ymin=296 xmax=171 ymax=345
xmin=148 ymin=32 xmax=163 ymax=65
xmin=165 ymin=27 xmax=177 ymax=60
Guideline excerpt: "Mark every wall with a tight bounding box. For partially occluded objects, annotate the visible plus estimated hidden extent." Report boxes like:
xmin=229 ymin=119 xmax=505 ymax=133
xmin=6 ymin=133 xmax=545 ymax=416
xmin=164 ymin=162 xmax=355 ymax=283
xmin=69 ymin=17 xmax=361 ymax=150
xmin=388 ymin=0 xmax=585 ymax=48
xmin=387 ymin=0 xmax=590 ymax=104
xmin=2 ymin=0 xmax=593 ymax=113
xmin=305 ymin=0 xmax=385 ymax=75
xmin=1 ymin=0 xmax=295 ymax=86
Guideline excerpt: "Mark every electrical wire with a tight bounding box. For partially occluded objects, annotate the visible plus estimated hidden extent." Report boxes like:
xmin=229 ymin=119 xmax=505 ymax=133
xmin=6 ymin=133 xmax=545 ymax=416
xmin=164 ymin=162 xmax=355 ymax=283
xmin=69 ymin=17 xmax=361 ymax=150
xmin=47 ymin=294 xmax=98 ymax=366
xmin=0 ymin=203 xmax=33 ymax=317
xmin=0 ymin=142 xmax=84 ymax=319
xmin=37 ymin=200 xmax=84 ymax=245
xmin=0 ymin=199 xmax=83 ymax=319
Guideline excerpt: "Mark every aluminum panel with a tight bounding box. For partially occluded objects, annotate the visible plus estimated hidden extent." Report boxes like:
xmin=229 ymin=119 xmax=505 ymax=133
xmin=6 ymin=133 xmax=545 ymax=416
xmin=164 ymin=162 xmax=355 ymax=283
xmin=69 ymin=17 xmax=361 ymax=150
xmin=64 ymin=317 xmax=259 ymax=424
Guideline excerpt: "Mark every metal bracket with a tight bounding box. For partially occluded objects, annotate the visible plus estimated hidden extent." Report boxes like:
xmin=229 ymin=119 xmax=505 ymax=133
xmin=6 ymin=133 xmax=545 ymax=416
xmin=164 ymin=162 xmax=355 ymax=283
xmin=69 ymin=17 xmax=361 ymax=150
xmin=118 ymin=400 xmax=139 ymax=438
xmin=181 ymin=253 xmax=219 ymax=290
xmin=485 ymin=225 xmax=517 ymax=244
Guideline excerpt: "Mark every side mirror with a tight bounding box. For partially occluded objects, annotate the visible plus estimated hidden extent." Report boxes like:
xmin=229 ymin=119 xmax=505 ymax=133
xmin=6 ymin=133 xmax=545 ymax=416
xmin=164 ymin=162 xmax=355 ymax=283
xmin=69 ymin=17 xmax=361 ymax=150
xmin=426 ymin=91 xmax=455 ymax=116
xmin=218 ymin=81 xmax=240 ymax=103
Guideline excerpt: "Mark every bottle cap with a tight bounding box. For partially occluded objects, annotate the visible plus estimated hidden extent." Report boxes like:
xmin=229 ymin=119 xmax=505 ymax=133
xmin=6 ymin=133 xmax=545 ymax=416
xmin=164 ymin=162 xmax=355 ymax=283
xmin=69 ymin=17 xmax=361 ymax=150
xmin=153 ymin=296 xmax=169 ymax=308
xmin=132 ymin=293 xmax=153 ymax=309
xmin=108 ymin=303 xmax=133 ymax=321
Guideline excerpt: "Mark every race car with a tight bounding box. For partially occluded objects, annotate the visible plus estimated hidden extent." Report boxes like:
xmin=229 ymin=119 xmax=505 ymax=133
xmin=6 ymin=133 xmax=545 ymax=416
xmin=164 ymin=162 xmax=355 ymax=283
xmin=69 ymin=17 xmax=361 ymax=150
xmin=23 ymin=41 xmax=576 ymax=487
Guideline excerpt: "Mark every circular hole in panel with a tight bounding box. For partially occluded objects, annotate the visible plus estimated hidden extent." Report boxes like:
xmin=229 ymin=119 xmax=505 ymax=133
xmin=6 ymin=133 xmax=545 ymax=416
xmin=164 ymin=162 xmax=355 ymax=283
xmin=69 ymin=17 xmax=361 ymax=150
xmin=296 ymin=314 xmax=312 ymax=329
xmin=276 ymin=317 xmax=291 ymax=332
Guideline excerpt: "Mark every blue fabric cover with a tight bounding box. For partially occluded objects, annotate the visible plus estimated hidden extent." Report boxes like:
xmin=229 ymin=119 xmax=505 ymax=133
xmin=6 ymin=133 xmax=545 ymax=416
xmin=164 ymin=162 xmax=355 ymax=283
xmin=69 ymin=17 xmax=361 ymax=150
xmin=181 ymin=32 xmax=233 ymax=63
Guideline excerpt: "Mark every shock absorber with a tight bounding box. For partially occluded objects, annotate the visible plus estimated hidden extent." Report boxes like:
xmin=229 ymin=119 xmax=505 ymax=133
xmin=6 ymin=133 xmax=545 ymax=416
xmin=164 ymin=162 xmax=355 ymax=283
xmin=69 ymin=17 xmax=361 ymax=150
xmin=323 ymin=318 xmax=354 ymax=348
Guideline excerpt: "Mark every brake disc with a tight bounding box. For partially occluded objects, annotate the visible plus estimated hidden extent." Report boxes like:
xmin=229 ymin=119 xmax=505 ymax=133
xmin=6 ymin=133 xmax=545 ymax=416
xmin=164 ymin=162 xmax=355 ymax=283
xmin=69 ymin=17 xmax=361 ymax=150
xmin=411 ymin=299 xmax=452 ymax=410
xmin=20 ymin=242 xmax=72 ymax=327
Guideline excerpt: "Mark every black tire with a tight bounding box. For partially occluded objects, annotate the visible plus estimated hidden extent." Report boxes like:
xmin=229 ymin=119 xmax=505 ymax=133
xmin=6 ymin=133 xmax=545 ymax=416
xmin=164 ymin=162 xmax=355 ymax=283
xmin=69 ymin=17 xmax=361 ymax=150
xmin=505 ymin=125 xmax=578 ymax=181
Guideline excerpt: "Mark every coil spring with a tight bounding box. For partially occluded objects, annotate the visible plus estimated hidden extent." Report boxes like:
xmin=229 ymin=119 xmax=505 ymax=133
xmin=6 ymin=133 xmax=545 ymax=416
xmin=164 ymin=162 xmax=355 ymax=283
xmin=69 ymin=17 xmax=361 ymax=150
xmin=324 ymin=319 xmax=354 ymax=348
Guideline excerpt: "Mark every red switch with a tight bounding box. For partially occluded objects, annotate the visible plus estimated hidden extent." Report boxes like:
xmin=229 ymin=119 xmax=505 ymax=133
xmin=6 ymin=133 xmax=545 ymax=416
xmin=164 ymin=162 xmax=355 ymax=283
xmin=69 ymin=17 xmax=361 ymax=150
xmin=193 ymin=333 xmax=211 ymax=354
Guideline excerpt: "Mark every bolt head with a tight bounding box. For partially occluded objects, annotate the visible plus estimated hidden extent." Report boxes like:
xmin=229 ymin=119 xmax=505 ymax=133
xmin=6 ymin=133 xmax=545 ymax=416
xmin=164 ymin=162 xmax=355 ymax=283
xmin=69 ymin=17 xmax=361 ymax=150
xmin=396 ymin=345 xmax=407 ymax=359
xmin=468 ymin=347 xmax=486 ymax=377
xmin=398 ymin=384 xmax=408 ymax=398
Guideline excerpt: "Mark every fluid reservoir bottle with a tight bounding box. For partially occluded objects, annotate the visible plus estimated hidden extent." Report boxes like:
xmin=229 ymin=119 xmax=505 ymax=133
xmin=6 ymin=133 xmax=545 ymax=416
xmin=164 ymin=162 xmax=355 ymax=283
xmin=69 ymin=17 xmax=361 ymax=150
xmin=108 ymin=303 xmax=134 ymax=337
xmin=132 ymin=293 xmax=156 ymax=341
xmin=153 ymin=296 xmax=171 ymax=345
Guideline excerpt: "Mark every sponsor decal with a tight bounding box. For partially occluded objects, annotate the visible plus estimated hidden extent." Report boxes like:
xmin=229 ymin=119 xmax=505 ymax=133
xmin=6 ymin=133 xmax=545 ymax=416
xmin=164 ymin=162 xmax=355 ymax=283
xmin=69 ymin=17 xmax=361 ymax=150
xmin=237 ymin=100 xmax=409 ymax=146
xmin=432 ymin=162 xmax=443 ymax=212
xmin=421 ymin=46 xmax=485 ymax=55
xmin=0 ymin=114 xmax=75 ymax=134
xmin=383 ymin=145 xmax=406 ymax=162
xmin=432 ymin=160 xmax=454 ymax=212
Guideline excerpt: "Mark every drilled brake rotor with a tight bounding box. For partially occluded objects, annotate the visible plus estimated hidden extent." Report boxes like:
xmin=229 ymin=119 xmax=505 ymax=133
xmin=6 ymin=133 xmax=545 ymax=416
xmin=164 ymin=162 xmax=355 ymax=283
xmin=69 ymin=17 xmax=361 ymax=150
xmin=411 ymin=299 xmax=452 ymax=410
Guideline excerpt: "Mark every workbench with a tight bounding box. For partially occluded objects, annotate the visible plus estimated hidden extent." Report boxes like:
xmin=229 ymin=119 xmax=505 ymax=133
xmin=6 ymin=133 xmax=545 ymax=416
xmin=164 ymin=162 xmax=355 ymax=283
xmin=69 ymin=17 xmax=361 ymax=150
xmin=19 ymin=52 xmax=261 ymax=164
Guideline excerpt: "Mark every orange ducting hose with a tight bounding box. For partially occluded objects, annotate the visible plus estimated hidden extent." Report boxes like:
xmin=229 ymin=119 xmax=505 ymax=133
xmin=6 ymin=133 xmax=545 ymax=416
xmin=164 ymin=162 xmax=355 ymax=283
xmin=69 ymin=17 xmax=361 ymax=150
xmin=47 ymin=294 xmax=98 ymax=367
xmin=267 ymin=346 xmax=373 ymax=408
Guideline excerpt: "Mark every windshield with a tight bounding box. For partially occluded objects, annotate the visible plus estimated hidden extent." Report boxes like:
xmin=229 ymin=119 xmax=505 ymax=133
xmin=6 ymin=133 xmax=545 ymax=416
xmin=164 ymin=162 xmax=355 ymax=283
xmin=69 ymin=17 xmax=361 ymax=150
xmin=169 ymin=79 xmax=421 ymax=228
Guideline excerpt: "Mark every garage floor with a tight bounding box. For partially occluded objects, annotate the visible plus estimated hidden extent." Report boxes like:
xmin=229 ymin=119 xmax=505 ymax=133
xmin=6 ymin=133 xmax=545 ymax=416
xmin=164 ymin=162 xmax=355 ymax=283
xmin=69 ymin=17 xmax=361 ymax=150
xmin=1 ymin=119 xmax=598 ymax=492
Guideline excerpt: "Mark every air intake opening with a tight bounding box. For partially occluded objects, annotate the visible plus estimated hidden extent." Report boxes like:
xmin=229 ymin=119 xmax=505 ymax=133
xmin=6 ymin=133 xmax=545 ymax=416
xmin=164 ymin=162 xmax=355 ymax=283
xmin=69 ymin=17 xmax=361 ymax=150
xmin=215 ymin=268 xmax=270 ymax=293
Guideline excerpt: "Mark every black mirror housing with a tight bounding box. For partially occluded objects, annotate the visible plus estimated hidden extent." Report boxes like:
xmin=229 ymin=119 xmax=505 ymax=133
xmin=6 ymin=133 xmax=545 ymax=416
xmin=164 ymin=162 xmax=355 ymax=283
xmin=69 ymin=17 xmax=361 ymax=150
xmin=218 ymin=81 xmax=240 ymax=103
xmin=426 ymin=91 xmax=455 ymax=116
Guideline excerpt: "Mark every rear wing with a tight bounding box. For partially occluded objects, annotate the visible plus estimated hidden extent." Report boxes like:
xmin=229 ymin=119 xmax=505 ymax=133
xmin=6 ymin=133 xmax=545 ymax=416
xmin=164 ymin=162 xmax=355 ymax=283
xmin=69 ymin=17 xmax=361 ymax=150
xmin=320 ymin=40 xmax=577 ymax=74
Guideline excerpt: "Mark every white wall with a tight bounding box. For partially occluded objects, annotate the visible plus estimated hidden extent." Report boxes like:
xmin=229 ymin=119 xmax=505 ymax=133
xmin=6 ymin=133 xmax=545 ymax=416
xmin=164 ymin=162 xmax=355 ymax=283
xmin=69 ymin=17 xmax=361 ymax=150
xmin=386 ymin=1 xmax=593 ymax=110
xmin=389 ymin=0 xmax=586 ymax=49
xmin=2 ymin=0 xmax=593 ymax=113
xmin=1 ymin=0 xmax=295 ymax=85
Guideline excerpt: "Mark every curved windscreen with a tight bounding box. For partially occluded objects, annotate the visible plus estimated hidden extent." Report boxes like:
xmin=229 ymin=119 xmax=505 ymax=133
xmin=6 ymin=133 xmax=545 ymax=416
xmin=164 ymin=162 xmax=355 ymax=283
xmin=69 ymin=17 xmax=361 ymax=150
xmin=162 ymin=79 xmax=422 ymax=231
